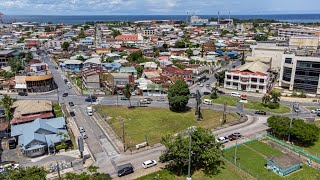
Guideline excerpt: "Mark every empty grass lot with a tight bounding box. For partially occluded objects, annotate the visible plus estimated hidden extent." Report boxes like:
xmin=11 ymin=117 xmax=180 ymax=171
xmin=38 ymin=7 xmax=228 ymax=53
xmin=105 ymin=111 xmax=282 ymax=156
xmin=224 ymin=140 xmax=320 ymax=180
xmin=205 ymin=96 xmax=291 ymax=114
xmin=137 ymin=162 xmax=253 ymax=180
xmin=96 ymin=106 xmax=239 ymax=146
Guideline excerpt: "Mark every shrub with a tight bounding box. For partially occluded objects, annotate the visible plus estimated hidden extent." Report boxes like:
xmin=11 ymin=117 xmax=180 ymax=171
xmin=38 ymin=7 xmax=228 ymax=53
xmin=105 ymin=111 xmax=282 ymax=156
xmin=267 ymin=102 xmax=280 ymax=109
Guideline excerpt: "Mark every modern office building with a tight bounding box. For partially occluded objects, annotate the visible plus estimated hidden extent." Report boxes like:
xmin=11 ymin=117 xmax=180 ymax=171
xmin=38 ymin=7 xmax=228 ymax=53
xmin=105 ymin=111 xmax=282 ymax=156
xmin=278 ymin=28 xmax=319 ymax=39
xmin=279 ymin=48 xmax=320 ymax=94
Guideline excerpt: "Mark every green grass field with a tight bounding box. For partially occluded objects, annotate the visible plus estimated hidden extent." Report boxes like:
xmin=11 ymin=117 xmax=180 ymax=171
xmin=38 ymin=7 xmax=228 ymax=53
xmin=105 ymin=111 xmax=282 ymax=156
xmin=96 ymin=106 xmax=239 ymax=146
xmin=224 ymin=140 xmax=320 ymax=180
xmin=204 ymin=96 xmax=291 ymax=113
xmin=137 ymin=162 xmax=253 ymax=180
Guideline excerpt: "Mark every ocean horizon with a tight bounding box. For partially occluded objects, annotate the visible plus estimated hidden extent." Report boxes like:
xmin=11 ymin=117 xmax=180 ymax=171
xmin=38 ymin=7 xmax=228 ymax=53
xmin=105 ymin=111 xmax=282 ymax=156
xmin=2 ymin=14 xmax=320 ymax=24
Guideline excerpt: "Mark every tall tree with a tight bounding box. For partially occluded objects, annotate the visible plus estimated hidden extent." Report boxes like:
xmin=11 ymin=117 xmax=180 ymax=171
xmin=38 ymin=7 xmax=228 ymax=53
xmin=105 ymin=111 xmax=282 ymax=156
xmin=168 ymin=80 xmax=190 ymax=112
xmin=269 ymin=89 xmax=281 ymax=103
xmin=186 ymin=48 xmax=193 ymax=58
xmin=160 ymin=128 xmax=223 ymax=176
xmin=0 ymin=95 xmax=15 ymax=122
xmin=127 ymin=51 xmax=143 ymax=62
xmin=0 ymin=166 xmax=48 ymax=180
xmin=111 ymin=29 xmax=121 ymax=38
xmin=124 ymin=83 xmax=132 ymax=107
xmin=214 ymin=70 xmax=226 ymax=86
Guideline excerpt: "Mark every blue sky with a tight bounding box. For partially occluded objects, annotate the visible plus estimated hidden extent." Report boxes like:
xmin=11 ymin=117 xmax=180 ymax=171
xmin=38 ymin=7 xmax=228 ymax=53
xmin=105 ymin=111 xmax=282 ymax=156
xmin=1 ymin=0 xmax=320 ymax=15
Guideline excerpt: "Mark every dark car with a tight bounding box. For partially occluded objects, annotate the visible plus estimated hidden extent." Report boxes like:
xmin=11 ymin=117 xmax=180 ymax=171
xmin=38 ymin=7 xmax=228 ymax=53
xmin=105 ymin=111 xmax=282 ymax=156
xmin=85 ymin=97 xmax=97 ymax=102
xmin=62 ymin=93 xmax=68 ymax=97
xmin=117 ymin=166 xmax=134 ymax=177
xmin=8 ymin=139 xmax=16 ymax=149
xmin=254 ymin=110 xmax=266 ymax=115
xmin=144 ymin=98 xmax=153 ymax=102
xmin=217 ymin=90 xmax=225 ymax=94
xmin=203 ymin=92 xmax=211 ymax=95
xmin=68 ymin=102 xmax=74 ymax=106
xmin=228 ymin=132 xmax=242 ymax=141
xmin=64 ymin=79 xmax=68 ymax=83
xmin=190 ymin=93 xmax=196 ymax=98
xmin=70 ymin=111 xmax=75 ymax=117
xmin=121 ymin=97 xmax=129 ymax=100
xmin=18 ymin=92 xmax=28 ymax=96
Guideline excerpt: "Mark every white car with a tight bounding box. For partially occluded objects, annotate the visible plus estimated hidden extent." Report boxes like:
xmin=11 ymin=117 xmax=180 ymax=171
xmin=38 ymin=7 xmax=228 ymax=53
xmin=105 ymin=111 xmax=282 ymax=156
xmin=142 ymin=160 xmax=157 ymax=169
xmin=79 ymin=127 xmax=85 ymax=133
xmin=231 ymin=92 xmax=241 ymax=97
xmin=311 ymin=109 xmax=320 ymax=113
xmin=81 ymin=132 xmax=88 ymax=139
xmin=216 ymin=137 xmax=229 ymax=144
xmin=199 ymin=84 xmax=204 ymax=87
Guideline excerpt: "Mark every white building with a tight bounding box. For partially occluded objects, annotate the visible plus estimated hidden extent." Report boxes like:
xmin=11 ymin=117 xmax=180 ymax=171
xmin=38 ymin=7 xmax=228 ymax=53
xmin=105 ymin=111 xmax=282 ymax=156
xmin=46 ymin=40 xmax=67 ymax=48
xmin=278 ymin=28 xmax=319 ymax=39
xmin=224 ymin=61 xmax=270 ymax=93
xmin=142 ymin=29 xmax=155 ymax=36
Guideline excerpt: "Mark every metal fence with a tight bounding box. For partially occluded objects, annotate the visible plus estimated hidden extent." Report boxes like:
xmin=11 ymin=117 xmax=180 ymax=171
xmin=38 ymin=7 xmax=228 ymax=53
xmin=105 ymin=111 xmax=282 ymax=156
xmin=266 ymin=135 xmax=320 ymax=163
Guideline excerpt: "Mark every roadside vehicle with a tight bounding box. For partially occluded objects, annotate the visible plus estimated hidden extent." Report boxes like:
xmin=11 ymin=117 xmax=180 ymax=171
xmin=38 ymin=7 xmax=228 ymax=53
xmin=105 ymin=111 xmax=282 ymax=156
xmin=8 ymin=139 xmax=16 ymax=149
xmin=197 ymin=82 xmax=201 ymax=85
xmin=85 ymin=96 xmax=97 ymax=102
xmin=70 ymin=111 xmax=75 ymax=117
xmin=294 ymin=107 xmax=300 ymax=113
xmin=81 ymin=132 xmax=88 ymax=139
xmin=68 ymin=102 xmax=74 ymax=106
xmin=206 ymin=84 xmax=210 ymax=87
xmin=203 ymin=91 xmax=211 ymax=95
xmin=217 ymin=90 xmax=225 ymax=94
xmin=86 ymin=106 xmax=93 ymax=116
xmin=117 ymin=91 xmax=123 ymax=95
xmin=79 ymin=127 xmax=85 ymax=133
xmin=18 ymin=92 xmax=28 ymax=96
xmin=311 ymin=109 xmax=320 ymax=113
xmin=144 ymin=98 xmax=153 ymax=102
xmin=216 ymin=137 xmax=229 ymax=144
xmin=228 ymin=132 xmax=242 ymax=141
xmin=142 ymin=160 xmax=157 ymax=169
xmin=117 ymin=166 xmax=134 ymax=177
xmin=62 ymin=93 xmax=68 ymax=97
xmin=199 ymin=84 xmax=204 ymax=87
xmin=203 ymin=99 xmax=212 ymax=105
xmin=231 ymin=92 xmax=241 ymax=97
xmin=157 ymin=97 xmax=165 ymax=101
xmin=254 ymin=110 xmax=266 ymax=115
xmin=121 ymin=97 xmax=129 ymax=100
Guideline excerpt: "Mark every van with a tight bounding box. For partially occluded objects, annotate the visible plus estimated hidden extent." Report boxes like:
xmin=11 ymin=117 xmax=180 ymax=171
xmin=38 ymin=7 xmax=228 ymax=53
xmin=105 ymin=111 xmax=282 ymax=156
xmin=231 ymin=92 xmax=241 ymax=97
xmin=203 ymin=99 xmax=212 ymax=105
xmin=86 ymin=106 xmax=93 ymax=116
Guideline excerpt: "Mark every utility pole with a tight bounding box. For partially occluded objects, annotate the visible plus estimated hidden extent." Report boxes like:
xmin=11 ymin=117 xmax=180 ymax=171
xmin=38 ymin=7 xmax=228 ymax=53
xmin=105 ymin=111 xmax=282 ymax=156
xmin=187 ymin=129 xmax=192 ymax=180
xmin=56 ymin=161 xmax=61 ymax=180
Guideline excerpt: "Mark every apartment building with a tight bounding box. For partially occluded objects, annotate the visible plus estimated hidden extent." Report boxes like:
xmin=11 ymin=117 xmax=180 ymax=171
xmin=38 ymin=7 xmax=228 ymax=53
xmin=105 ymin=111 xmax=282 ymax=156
xmin=105 ymin=73 xmax=135 ymax=94
xmin=142 ymin=28 xmax=155 ymax=36
xmin=278 ymin=28 xmax=319 ymax=39
xmin=46 ymin=40 xmax=67 ymax=48
xmin=279 ymin=48 xmax=320 ymax=94
xmin=224 ymin=61 xmax=270 ymax=93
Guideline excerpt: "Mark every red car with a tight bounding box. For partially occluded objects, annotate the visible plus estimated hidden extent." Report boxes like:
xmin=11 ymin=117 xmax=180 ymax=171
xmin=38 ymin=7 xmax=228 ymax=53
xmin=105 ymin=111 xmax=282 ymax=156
xmin=228 ymin=132 xmax=242 ymax=141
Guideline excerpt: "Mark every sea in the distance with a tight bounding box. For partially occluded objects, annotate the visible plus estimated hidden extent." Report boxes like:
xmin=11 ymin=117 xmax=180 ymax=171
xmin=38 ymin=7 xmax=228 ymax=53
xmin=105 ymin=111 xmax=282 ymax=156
xmin=2 ymin=14 xmax=320 ymax=24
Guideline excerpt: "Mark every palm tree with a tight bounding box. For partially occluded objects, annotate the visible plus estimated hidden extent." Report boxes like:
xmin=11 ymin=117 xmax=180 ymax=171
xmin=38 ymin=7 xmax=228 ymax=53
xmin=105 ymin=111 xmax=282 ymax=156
xmin=124 ymin=83 xmax=132 ymax=107
xmin=262 ymin=94 xmax=271 ymax=105
xmin=0 ymin=95 xmax=15 ymax=123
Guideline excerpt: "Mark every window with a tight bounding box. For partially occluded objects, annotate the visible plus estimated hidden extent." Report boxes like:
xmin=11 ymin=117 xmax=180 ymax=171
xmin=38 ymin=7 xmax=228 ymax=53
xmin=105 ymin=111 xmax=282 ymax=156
xmin=227 ymin=75 xmax=231 ymax=79
xmin=226 ymin=82 xmax=231 ymax=85
xmin=251 ymin=85 xmax=257 ymax=88
xmin=259 ymin=86 xmax=264 ymax=90
xmin=233 ymin=76 xmax=239 ymax=80
xmin=251 ymin=78 xmax=257 ymax=82
xmin=233 ymin=82 xmax=238 ymax=86
xmin=260 ymin=79 xmax=265 ymax=83
xmin=285 ymin=58 xmax=292 ymax=64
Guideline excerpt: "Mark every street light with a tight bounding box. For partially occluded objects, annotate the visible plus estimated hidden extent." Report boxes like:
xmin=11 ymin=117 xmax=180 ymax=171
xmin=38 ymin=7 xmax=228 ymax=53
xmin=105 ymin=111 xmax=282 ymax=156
xmin=186 ymin=126 xmax=196 ymax=180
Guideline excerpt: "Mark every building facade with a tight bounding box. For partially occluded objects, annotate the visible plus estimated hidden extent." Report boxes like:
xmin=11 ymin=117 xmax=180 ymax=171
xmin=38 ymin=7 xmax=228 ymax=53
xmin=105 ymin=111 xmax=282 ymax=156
xmin=279 ymin=49 xmax=320 ymax=94
xmin=0 ymin=50 xmax=15 ymax=67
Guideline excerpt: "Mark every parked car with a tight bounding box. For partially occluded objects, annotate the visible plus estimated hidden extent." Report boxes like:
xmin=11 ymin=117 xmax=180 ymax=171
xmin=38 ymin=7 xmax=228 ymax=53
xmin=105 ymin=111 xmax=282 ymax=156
xmin=79 ymin=127 xmax=85 ymax=133
xmin=18 ymin=92 xmax=28 ymax=96
xmin=81 ymin=132 xmax=88 ymax=139
xmin=197 ymin=82 xmax=201 ymax=85
xmin=254 ymin=110 xmax=266 ymax=115
xmin=70 ymin=111 xmax=75 ymax=117
xmin=8 ymin=139 xmax=16 ymax=149
xmin=231 ymin=92 xmax=241 ymax=97
xmin=203 ymin=91 xmax=211 ymax=95
xmin=62 ymin=93 xmax=68 ymax=97
xmin=199 ymin=84 xmax=204 ymax=87
xmin=68 ymin=102 xmax=74 ymax=106
xmin=121 ymin=97 xmax=129 ymax=100
xmin=117 ymin=91 xmax=123 ymax=95
xmin=206 ymin=84 xmax=210 ymax=87
xmin=85 ymin=97 xmax=97 ymax=102
xmin=144 ymin=98 xmax=153 ymax=102
xmin=294 ymin=107 xmax=300 ymax=113
xmin=217 ymin=90 xmax=225 ymax=94
xmin=216 ymin=137 xmax=229 ymax=144
xmin=142 ymin=160 xmax=157 ymax=169
xmin=228 ymin=132 xmax=242 ymax=141
xmin=311 ymin=109 xmax=320 ymax=113
xmin=117 ymin=166 xmax=134 ymax=177
xmin=157 ymin=97 xmax=165 ymax=101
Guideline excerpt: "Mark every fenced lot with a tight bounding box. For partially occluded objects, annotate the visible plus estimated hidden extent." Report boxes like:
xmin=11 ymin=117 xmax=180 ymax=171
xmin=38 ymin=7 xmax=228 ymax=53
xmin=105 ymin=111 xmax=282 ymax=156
xmin=224 ymin=140 xmax=320 ymax=180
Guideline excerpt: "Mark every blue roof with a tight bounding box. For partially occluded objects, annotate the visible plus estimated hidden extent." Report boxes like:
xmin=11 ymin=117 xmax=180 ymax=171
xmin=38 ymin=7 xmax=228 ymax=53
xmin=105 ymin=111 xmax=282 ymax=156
xmin=120 ymin=67 xmax=137 ymax=73
xmin=103 ymin=62 xmax=122 ymax=68
xmin=11 ymin=117 xmax=68 ymax=150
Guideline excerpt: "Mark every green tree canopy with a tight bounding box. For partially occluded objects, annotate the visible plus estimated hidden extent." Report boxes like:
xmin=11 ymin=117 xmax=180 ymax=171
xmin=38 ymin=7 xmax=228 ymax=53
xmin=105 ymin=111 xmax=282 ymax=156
xmin=0 ymin=166 xmax=48 ymax=180
xmin=127 ymin=51 xmax=143 ymax=62
xmin=61 ymin=42 xmax=70 ymax=51
xmin=186 ymin=48 xmax=193 ymax=58
xmin=267 ymin=116 xmax=320 ymax=146
xmin=135 ymin=66 xmax=144 ymax=78
xmin=124 ymin=83 xmax=132 ymax=107
xmin=168 ymin=80 xmax=190 ymax=112
xmin=78 ymin=30 xmax=86 ymax=39
xmin=174 ymin=41 xmax=186 ymax=48
xmin=253 ymin=34 xmax=268 ymax=41
xmin=0 ymin=95 xmax=15 ymax=122
xmin=7 ymin=57 xmax=23 ymax=74
xmin=111 ymin=29 xmax=121 ymax=38
xmin=160 ymin=127 xmax=224 ymax=176
xmin=214 ymin=70 xmax=226 ymax=86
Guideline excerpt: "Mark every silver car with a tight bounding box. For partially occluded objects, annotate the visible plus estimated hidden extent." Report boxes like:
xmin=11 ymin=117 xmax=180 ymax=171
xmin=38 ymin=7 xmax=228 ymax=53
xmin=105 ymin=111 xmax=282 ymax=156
xmin=81 ymin=132 xmax=88 ymax=139
xmin=79 ymin=127 xmax=85 ymax=133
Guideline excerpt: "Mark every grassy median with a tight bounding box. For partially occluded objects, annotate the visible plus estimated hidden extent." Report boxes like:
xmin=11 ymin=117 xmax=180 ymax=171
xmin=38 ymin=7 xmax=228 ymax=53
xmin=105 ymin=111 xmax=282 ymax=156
xmin=204 ymin=96 xmax=291 ymax=114
xmin=96 ymin=106 xmax=239 ymax=146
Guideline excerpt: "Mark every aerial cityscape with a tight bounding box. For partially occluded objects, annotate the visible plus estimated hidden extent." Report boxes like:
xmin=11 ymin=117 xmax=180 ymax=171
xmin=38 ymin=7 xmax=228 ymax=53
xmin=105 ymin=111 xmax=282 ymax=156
xmin=1 ymin=0 xmax=320 ymax=179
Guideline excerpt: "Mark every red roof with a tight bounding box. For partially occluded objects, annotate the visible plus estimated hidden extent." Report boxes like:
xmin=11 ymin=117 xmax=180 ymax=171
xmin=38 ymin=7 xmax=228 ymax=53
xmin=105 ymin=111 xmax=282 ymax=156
xmin=115 ymin=34 xmax=138 ymax=41
xmin=11 ymin=112 xmax=54 ymax=125
xmin=162 ymin=66 xmax=192 ymax=76
xmin=25 ymin=40 xmax=38 ymax=45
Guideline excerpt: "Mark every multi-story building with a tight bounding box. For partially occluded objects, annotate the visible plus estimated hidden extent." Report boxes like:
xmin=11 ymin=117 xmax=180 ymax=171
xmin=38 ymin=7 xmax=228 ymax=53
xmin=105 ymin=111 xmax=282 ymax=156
xmin=105 ymin=73 xmax=135 ymax=94
xmin=81 ymin=68 xmax=101 ymax=90
xmin=142 ymin=28 xmax=155 ymax=36
xmin=15 ymin=71 xmax=57 ymax=93
xmin=279 ymin=48 xmax=320 ymax=94
xmin=0 ymin=50 xmax=15 ymax=67
xmin=278 ymin=28 xmax=320 ymax=39
xmin=224 ymin=61 xmax=270 ymax=93
xmin=46 ymin=40 xmax=67 ymax=48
